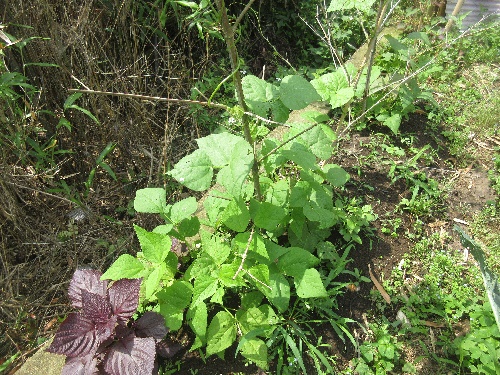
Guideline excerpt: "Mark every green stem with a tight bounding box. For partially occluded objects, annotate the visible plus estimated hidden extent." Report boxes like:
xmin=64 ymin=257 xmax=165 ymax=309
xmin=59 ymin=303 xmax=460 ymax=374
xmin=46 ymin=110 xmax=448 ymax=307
xmin=216 ymin=0 xmax=262 ymax=200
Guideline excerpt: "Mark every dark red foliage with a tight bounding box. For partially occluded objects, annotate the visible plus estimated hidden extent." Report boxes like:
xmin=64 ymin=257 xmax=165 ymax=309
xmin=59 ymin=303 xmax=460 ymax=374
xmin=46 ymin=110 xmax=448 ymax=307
xmin=47 ymin=269 xmax=179 ymax=375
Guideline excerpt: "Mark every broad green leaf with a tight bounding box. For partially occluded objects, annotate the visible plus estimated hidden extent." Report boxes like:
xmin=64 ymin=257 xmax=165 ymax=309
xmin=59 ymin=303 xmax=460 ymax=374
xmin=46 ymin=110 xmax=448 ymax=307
xmin=134 ymin=188 xmax=166 ymax=213
xmin=206 ymin=311 xmax=237 ymax=356
xmin=203 ymin=191 xmax=231 ymax=226
xmin=277 ymin=247 xmax=319 ymax=278
xmin=101 ymin=254 xmax=144 ymax=280
xmin=191 ymin=275 xmax=219 ymax=307
xmin=294 ymin=268 xmax=328 ymax=298
xmin=242 ymin=75 xmax=271 ymax=102
xmin=218 ymin=260 xmax=247 ymax=287
xmin=386 ymin=35 xmax=408 ymax=52
xmin=157 ymin=280 xmax=192 ymax=310
xmin=455 ymin=225 xmax=500 ymax=333
xmin=270 ymin=100 xmax=290 ymax=123
xmin=330 ymin=87 xmax=354 ymax=108
xmin=378 ymin=112 xmax=402 ymax=134
xmin=269 ymin=272 xmax=290 ymax=313
xmin=264 ymin=179 xmax=290 ymax=207
xmin=188 ymin=302 xmax=207 ymax=350
xmin=279 ymin=75 xmax=321 ymax=110
xmin=281 ymin=142 xmax=318 ymax=171
xmin=234 ymin=232 xmax=269 ymax=263
xmin=185 ymin=253 xmax=216 ymax=281
xmin=217 ymin=139 xmax=253 ymax=197
xmin=197 ymin=133 xmax=245 ymax=167
xmin=407 ymin=31 xmax=431 ymax=45
xmin=134 ymin=225 xmax=172 ymax=264
xmin=311 ymin=71 xmax=348 ymax=101
xmin=250 ymin=200 xmax=288 ymax=232
xmin=201 ymin=231 xmax=231 ymax=265
xmin=210 ymin=286 xmax=225 ymax=304
xmin=177 ymin=216 xmax=200 ymax=238
xmin=168 ymin=149 xmax=213 ymax=191
xmin=163 ymin=252 xmax=179 ymax=281
xmin=249 ymin=264 xmax=272 ymax=297
xmin=157 ymin=281 xmax=192 ymax=331
xmin=144 ymin=265 xmax=165 ymax=300
xmin=241 ymin=291 xmax=264 ymax=309
xmin=238 ymin=305 xmax=276 ymax=334
xmin=240 ymin=338 xmax=268 ymax=370
xmin=169 ymin=197 xmax=197 ymax=223
xmin=288 ymin=122 xmax=335 ymax=160
xmin=323 ymin=164 xmax=350 ymax=187
xmin=290 ymin=181 xmax=311 ymax=208
xmin=327 ymin=0 xmax=376 ymax=12
xmin=303 ymin=202 xmax=337 ymax=229
xmin=220 ymin=198 xmax=250 ymax=232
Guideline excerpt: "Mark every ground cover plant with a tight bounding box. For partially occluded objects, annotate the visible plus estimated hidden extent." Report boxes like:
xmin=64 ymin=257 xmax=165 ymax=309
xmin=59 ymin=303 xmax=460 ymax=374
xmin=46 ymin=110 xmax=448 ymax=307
xmin=1 ymin=0 xmax=500 ymax=374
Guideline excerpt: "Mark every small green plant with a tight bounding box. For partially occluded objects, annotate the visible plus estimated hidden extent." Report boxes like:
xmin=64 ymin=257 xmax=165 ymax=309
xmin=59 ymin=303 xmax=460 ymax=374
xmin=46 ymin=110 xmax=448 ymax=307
xmin=352 ymin=322 xmax=416 ymax=374
xmin=453 ymin=301 xmax=500 ymax=374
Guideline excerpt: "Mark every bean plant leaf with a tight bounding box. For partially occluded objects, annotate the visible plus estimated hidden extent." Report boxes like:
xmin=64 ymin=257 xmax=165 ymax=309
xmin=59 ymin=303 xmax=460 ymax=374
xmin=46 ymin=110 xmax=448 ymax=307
xmin=279 ymin=75 xmax=321 ymax=110
xmin=196 ymin=133 xmax=245 ymax=168
xmin=201 ymin=231 xmax=231 ymax=265
xmin=311 ymin=71 xmax=354 ymax=109
xmin=134 ymin=225 xmax=172 ymax=264
xmin=281 ymin=142 xmax=318 ymax=171
xmin=217 ymin=139 xmax=253 ymax=198
xmin=206 ymin=311 xmax=237 ymax=357
xmin=242 ymin=75 xmax=273 ymax=102
xmin=203 ymin=191 xmax=231 ymax=227
xmin=191 ymin=275 xmax=219 ymax=307
xmin=323 ymin=164 xmax=350 ymax=187
xmin=168 ymin=149 xmax=213 ymax=191
xmin=220 ymin=198 xmax=250 ymax=232
xmin=144 ymin=265 xmax=164 ymax=301
xmin=269 ymin=272 xmax=290 ymax=313
xmin=294 ymin=268 xmax=328 ymax=298
xmin=169 ymin=197 xmax=198 ymax=223
xmin=288 ymin=122 xmax=336 ymax=160
xmin=277 ymin=247 xmax=320 ymax=278
xmin=234 ymin=231 xmax=269 ymax=263
xmin=250 ymin=200 xmax=288 ymax=232
xmin=187 ymin=302 xmax=208 ymax=350
xmin=134 ymin=188 xmax=166 ymax=214
xmin=240 ymin=338 xmax=268 ymax=370
xmin=328 ymin=0 xmax=376 ymax=12
xmin=455 ymin=225 xmax=500 ymax=332
xmin=101 ymin=254 xmax=144 ymax=280
xmin=158 ymin=281 xmax=192 ymax=331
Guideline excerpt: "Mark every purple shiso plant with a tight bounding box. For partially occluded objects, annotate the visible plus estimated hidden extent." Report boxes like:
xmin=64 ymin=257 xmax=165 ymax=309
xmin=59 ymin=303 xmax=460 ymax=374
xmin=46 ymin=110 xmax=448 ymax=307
xmin=47 ymin=268 xmax=179 ymax=375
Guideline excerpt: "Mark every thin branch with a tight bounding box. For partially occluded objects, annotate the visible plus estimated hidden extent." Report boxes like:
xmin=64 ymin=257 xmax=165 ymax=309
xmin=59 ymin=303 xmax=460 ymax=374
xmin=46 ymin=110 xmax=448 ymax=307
xmin=246 ymin=270 xmax=272 ymax=290
xmin=67 ymin=89 xmax=229 ymax=110
xmin=233 ymin=227 xmax=254 ymax=279
xmin=233 ymin=0 xmax=258 ymax=32
xmin=257 ymin=120 xmax=322 ymax=163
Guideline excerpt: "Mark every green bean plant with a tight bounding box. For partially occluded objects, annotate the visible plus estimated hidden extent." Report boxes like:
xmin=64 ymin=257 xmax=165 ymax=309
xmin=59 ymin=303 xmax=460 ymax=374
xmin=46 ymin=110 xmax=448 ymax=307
xmin=95 ymin=0 xmax=458 ymax=372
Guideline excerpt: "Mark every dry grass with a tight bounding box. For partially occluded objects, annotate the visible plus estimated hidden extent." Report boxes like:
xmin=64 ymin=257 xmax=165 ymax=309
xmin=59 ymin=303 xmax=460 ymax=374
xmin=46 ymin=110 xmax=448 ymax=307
xmin=1 ymin=0 xmax=221 ymax=369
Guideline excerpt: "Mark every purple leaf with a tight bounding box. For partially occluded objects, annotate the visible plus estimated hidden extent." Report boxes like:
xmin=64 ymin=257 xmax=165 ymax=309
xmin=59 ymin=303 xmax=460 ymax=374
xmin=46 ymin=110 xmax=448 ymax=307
xmin=103 ymin=335 xmax=156 ymax=375
xmin=108 ymin=278 xmax=141 ymax=323
xmin=134 ymin=312 xmax=168 ymax=339
xmin=156 ymin=338 xmax=182 ymax=359
xmin=81 ymin=289 xmax=112 ymax=324
xmin=68 ymin=269 xmax=108 ymax=309
xmin=61 ymin=353 xmax=99 ymax=375
xmin=47 ymin=313 xmax=99 ymax=357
